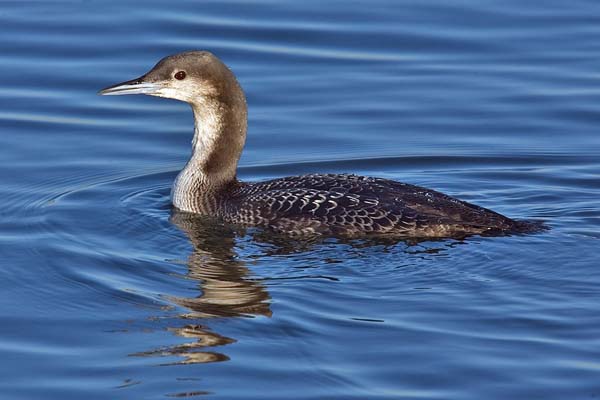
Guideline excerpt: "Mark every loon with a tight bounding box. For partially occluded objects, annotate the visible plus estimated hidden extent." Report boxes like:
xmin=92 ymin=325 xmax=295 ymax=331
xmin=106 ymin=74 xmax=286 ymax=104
xmin=100 ymin=51 xmax=539 ymax=237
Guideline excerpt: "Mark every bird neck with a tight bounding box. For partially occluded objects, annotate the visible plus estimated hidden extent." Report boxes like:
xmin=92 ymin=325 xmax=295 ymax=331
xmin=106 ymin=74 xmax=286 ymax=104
xmin=172 ymin=93 xmax=247 ymax=212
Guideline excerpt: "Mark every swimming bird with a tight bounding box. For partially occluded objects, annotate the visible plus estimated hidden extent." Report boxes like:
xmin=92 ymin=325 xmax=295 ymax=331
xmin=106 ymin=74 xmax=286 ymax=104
xmin=100 ymin=51 xmax=539 ymax=237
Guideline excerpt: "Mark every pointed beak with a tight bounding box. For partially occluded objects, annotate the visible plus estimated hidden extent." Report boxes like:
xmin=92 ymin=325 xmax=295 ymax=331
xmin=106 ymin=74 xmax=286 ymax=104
xmin=98 ymin=76 xmax=162 ymax=96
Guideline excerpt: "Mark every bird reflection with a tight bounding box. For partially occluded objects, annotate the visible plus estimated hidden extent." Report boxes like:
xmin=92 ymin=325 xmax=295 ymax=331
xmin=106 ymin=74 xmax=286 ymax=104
xmin=134 ymin=209 xmax=473 ymax=366
xmin=169 ymin=211 xmax=271 ymax=319
xmin=133 ymin=210 xmax=271 ymax=365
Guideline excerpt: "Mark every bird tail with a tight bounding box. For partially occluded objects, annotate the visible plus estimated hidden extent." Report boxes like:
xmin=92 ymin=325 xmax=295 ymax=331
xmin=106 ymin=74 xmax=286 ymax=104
xmin=510 ymin=219 xmax=548 ymax=234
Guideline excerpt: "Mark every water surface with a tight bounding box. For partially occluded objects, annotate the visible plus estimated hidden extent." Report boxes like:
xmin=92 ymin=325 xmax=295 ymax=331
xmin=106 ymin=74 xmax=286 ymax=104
xmin=1 ymin=1 xmax=600 ymax=399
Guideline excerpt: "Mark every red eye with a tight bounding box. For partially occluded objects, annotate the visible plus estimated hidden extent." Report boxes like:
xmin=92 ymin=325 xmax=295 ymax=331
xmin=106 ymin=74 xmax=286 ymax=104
xmin=174 ymin=71 xmax=186 ymax=80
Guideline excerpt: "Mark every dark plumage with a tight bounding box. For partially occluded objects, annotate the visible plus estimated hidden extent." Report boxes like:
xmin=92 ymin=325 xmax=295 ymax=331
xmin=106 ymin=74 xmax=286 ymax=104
xmin=100 ymin=51 xmax=541 ymax=238
xmin=208 ymin=173 xmax=531 ymax=237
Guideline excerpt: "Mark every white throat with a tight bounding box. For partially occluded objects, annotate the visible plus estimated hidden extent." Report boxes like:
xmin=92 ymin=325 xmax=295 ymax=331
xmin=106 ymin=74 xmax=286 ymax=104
xmin=171 ymin=100 xmax=245 ymax=213
xmin=191 ymin=103 xmax=222 ymax=165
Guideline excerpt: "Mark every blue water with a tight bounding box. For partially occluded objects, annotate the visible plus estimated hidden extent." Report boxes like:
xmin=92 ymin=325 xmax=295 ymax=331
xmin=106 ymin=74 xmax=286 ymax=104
xmin=1 ymin=1 xmax=600 ymax=399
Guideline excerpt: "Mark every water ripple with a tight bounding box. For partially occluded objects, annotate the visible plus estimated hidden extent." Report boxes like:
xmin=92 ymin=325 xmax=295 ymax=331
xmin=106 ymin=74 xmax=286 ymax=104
xmin=1 ymin=0 xmax=600 ymax=399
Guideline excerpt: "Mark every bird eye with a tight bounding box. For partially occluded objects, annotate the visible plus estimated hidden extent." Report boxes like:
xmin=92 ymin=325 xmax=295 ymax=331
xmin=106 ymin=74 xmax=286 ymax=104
xmin=174 ymin=71 xmax=186 ymax=80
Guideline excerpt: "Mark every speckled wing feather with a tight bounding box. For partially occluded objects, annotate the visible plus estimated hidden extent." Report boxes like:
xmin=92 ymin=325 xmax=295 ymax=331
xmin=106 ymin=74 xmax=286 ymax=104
xmin=225 ymin=174 xmax=517 ymax=236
